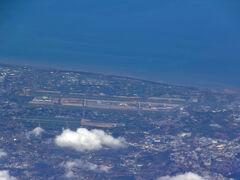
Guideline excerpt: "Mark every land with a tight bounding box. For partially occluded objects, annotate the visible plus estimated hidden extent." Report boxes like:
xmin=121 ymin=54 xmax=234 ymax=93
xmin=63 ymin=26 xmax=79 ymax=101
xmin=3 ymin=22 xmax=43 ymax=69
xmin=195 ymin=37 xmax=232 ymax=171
xmin=0 ymin=63 xmax=239 ymax=179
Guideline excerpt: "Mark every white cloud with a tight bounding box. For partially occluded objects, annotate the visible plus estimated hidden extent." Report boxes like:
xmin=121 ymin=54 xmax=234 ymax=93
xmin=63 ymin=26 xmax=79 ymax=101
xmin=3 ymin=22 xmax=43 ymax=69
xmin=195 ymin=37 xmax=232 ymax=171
xmin=26 ymin=127 xmax=45 ymax=138
xmin=0 ymin=170 xmax=17 ymax=180
xmin=0 ymin=149 xmax=7 ymax=158
xmin=157 ymin=172 xmax=205 ymax=180
xmin=31 ymin=127 xmax=45 ymax=136
xmin=62 ymin=159 xmax=110 ymax=178
xmin=55 ymin=128 xmax=126 ymax=152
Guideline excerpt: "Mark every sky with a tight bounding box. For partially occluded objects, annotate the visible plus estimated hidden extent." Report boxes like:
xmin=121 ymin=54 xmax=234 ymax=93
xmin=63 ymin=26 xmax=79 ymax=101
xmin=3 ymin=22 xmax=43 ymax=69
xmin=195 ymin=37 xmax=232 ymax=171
xmin=0 ymin=0 xmax=240 ymax=89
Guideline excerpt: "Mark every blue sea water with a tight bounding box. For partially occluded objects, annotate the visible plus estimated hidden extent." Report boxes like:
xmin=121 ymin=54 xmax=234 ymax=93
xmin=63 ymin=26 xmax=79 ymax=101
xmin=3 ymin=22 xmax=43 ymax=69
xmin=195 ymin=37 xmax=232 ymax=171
xmin=0 ymin=0 xmax=240 ymax=89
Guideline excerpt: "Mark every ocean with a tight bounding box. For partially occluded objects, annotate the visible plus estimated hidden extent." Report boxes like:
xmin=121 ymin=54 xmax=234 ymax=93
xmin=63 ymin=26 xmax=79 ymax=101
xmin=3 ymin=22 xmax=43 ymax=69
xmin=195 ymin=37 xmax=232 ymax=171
xmin=0 ymin=0 xmax=240 ymax=90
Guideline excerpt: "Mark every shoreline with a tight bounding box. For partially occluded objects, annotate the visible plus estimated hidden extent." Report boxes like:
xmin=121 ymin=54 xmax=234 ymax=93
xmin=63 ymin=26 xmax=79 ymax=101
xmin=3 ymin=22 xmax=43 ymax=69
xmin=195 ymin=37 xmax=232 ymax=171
xmin=0 ymin=57 xmax=239 ymax=92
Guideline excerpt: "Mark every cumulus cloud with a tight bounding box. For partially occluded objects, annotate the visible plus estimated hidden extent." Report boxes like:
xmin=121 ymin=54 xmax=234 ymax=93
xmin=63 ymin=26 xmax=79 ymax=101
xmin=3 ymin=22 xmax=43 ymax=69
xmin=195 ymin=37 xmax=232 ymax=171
xmin=26 ymin=127 xmax=45 ymax=138
xmin=0 ymin=170 xmax=17 ymax=180
xmin=61 ymin=159 xmax=110 ymax=178
xmin=157 ymin=172 xmax=205 ymax=180
xmin=55 ymin=128 xmax=126 ymax=152
xmin=0 ymin=149 xmax=7 ymax=158
xmin=31 ymin=127 xmax=45 ymax=136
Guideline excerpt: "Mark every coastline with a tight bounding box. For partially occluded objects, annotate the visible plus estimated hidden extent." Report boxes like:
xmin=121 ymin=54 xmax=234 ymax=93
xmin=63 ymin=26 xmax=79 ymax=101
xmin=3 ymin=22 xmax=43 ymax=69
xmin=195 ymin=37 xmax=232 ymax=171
xmin=0 ymin=56 xmax=239 ymax=92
